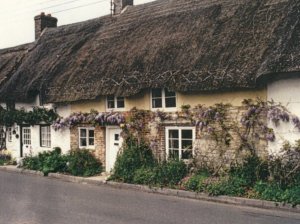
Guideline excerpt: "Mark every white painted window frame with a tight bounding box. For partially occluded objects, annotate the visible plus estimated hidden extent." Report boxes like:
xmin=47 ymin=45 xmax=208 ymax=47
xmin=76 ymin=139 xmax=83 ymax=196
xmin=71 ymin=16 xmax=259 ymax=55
xmin=7 ymin=127 xmax=12 ymax=142
xmin=78 ymin=127 xmax=95 ymax=149
xmin=165 ymin=126 xmax=196 ymax=160
xmin=150 ymin=88 xmax=177 ymax=111
xmin=23 ymin=127 xmax=31 ymax=145
xmin=40 ymin=125 xmax=51 ymax=148
xmin=106 ymin=96 xmax=125 ymax=111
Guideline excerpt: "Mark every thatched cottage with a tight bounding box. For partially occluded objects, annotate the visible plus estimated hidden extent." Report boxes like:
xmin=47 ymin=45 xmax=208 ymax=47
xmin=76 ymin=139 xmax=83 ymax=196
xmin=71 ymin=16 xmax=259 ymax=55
xmin=0 ymin=0 xmax=299 ymax=171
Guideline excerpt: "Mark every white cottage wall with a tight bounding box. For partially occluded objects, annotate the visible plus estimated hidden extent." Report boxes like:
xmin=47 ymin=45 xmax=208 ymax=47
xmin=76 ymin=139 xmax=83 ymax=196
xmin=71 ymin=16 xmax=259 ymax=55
xmin=267 ymin=77 xmax=300 ymax=154
xmin=3 ymin=96 xmax=71 ymax=158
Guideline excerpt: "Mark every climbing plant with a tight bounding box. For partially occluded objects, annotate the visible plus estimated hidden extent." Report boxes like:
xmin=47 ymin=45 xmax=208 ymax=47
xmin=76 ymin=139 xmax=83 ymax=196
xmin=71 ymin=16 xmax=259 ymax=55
xmin=0 ymin=106 xmax=58 ymax=126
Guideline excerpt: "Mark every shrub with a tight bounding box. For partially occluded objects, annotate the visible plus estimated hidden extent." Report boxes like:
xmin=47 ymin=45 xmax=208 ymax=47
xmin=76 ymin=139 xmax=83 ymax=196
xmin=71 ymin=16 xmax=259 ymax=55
xmin=155 ymin=159 xmax=188 ymax=187
xmin=22 ymin=148 xmax=67 ymax=175
xmin=133 ymin=167 xmax=157 ymax=185
xmin=184 ymin=170 xmax=210 ymax=192
xmin=67 ymin=149 xmax=102 ymax=177
xmin=229 ymin=155 xmax=269 ymax=187
xmin=111 ymin=140 xmax=156 ymax=183
xmin=0 ymin=150 xmax=12 ymax=166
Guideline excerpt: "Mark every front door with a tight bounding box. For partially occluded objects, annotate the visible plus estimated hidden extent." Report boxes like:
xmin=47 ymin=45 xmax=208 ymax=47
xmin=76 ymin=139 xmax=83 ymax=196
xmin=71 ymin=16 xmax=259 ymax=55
xmin=21 ymin=126 xmax=31 ymax=157
xmin=106 ymin=127 xmax=123 ymax=172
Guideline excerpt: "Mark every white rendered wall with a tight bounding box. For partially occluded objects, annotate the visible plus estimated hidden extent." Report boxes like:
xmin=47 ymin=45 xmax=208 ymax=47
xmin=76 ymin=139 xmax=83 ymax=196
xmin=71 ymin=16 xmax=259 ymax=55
xmin=3 ymin=95 xmax=71 ymax=158
xmin=267 ymin=77 xmax=300 ymax=154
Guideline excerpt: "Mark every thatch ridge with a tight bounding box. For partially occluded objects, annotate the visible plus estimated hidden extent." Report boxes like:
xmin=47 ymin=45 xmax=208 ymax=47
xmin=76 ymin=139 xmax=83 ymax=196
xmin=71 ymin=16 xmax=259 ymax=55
xmin=0 ymin=0 xmax=299 ymax=103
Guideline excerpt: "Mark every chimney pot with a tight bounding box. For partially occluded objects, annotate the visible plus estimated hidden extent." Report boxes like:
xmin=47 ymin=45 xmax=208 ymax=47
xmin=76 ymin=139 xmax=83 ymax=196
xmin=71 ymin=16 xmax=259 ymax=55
xmin=34 ymin=13 xmax=58 ymax=40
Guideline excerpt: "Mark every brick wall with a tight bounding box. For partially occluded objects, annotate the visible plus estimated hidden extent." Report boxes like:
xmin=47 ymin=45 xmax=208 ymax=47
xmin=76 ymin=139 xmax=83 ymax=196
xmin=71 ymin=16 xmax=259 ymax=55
xmin=70 ymin=124 xmax=106 ymax=165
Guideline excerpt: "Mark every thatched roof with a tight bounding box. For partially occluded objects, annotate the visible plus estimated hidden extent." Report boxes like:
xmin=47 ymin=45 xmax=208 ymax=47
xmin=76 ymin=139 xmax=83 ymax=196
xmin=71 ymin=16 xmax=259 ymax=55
xmin=0 ymin=0 xmax=299 ymax=103
xmin=0 ymin=44 xmax=31 ymax=88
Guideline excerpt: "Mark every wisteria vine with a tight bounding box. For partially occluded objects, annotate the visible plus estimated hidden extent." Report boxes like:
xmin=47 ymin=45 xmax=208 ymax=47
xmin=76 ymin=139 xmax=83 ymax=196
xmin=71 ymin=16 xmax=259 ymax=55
xmin=53 ymin=110 xmax=125 ymax=130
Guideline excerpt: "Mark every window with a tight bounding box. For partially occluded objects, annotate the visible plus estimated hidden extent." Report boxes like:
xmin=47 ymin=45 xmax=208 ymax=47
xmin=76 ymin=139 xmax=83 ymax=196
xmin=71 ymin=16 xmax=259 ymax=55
xmin=7 ymin=127 xmax=12 ymax=142
xmin=40 ymin=126 xmax=51 ymax=148
xmin=107 ymin=96 xmax=125 ymax=110
xmin=166 ymin=127 xmax=195 ymax=160
xmin=6 ymin=101 xmax=15 ymax=111
xmin=23 ymin=127 xmax=31 ymax=145
xmin=79 ymin=128 xmax=95 ymax=148
xmin=151 ymin=88 xmax=176 ymax=109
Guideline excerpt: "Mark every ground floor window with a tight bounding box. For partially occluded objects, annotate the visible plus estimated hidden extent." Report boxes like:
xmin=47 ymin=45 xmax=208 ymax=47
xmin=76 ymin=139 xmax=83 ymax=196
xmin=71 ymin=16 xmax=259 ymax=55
xmin=165 ymin=127 xmax=195 ymax=160
xmin=79 ymin=127 xmax=95 ymax=148
xmin=7 ymin=127 xmax=12 ymax=142
xmin=40 ymin=125 xmax=51 ymax=148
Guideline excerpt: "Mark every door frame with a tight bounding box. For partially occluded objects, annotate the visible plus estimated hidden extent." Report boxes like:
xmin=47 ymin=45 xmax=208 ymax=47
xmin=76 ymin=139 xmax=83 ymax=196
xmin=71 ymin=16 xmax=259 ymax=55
xmin=105 ymin=126 xmax=122 ymax=172
xmin=20 ymin=125 xmax=30 ymax=158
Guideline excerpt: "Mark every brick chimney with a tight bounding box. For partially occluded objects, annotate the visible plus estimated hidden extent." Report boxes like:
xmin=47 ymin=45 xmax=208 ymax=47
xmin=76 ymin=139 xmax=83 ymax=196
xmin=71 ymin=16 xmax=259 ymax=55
xmin=113 ymin=0 xmax=133 ymax=15
xmin=34 ymin=12 xmax=58 ymax=40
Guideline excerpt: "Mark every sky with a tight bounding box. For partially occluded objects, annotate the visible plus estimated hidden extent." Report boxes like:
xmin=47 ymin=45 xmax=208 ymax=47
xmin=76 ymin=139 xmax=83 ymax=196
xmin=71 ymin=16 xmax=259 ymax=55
xmin=0 ymin=0 xmax=155 ymax=49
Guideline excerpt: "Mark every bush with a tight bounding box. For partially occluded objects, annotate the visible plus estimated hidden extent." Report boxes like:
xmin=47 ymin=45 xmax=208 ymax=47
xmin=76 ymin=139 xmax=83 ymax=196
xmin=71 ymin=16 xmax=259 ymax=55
xmin=183 ymin=170 xmax=210 ymax=192
xmin=67 ymin=149 xmax=102 ymax=177
xmin=22 ymin=148 xmax=102 ymax=177
xmin=111 ymin=140 xmax=156 ymax=183
xmin=22 ymin=148 xmax=67 ymax=175
xmin=229 ymin=155 xmax=269 ymax=187
xmin=0 ymin=150 xmax=12 ymax=165
xmin=133 ymin=167 xmax=157 ymax=185
xmin=155 ymin=159 xmax=188 ymax=187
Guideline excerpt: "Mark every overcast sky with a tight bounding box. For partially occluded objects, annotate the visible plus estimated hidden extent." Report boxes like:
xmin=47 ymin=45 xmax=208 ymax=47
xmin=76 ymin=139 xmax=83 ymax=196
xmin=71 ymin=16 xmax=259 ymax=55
xmin=0 ymin=0 xmax=154 ymax=49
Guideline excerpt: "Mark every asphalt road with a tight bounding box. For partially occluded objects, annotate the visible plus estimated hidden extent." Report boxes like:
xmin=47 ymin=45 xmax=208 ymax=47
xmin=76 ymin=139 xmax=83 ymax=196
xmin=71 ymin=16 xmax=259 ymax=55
xmin=0 ymin=171 xmax=299 ymax=224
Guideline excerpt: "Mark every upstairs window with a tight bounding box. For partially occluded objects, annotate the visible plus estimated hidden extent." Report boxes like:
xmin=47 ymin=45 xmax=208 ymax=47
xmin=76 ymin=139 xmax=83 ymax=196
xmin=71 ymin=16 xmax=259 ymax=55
xmin=79 ymin=128 xmax=95 ymax=149
xmin=151 ymin=88 xmax=176 ymax=109
xmin=107 ymin=96 xmax=125 ymax=110
xmin=6 ymin=101 xmax=15 ymax=111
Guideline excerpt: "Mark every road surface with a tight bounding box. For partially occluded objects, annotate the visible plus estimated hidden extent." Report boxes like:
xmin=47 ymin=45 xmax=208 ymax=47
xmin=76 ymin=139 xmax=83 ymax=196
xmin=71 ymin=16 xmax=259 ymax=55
xmin=0 ymin=170 xmax=299 ymax=224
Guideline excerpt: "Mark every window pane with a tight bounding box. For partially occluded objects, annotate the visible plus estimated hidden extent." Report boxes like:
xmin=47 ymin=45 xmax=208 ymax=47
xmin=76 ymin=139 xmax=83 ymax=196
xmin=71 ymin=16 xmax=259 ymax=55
xmin=152 ymin=98 xmax=162 ymax=108
xmin=165 ymin=89 xmax=176 ymax=97
xmin=182 ymin=130 xmax=193 ymax=139
xmin=107 ymin=100 xmax=115 ymax=109
xmin=182 ymin=140 xmax=193 ymax=149
xmin=89 ymin=138 xmax=94 ymax=146
xmin=152 ymin=88 xmax=162 ymax=98
xmin=165 ymin=97 xmax=176 ymax=108
xmin=117 ymin=97 xmax=125 ymax=108
xmin=169 ymin=130 xmax=179 ymax=138
xmin=88 ymin=129 xmax=94 ymax=138
xmin=169 ymin=139 xmax=179 ymax=149
xmin=80 ymin=129 xmax=87 ymax=137
xmin=182 ymin=150 xmax=193 ymax=159
xmin=80 ymin=138 xmax=87 ymax=147
xmin=115 ymin=134 xmax=119 ymax=141
xmin=169 ymin=149 xmax=179 ymax=159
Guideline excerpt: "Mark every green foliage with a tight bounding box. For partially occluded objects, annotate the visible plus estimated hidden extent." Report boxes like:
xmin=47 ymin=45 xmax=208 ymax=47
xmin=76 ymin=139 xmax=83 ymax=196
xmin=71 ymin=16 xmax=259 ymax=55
xmin=22 ymin=148 xmax=67 ymax=175
xmin=22 ymin=148 xmax=102 ymax=177
xmin=184 ymin=170 xmax=210 ymax=192
xmin=111 ymin=140 xmax=156 ymax=183
xmin=0 ymin=107 xmax=58 ymax=126
xmin=229 ymin=156 xmax=269 ymax=186
xmin=67 ymin=149 xmax=102 ymax=177
xmin=154 ymin=159 xmax=188 ymax=187
xmin=133 ymin=167 xmax=157 ymax=185
xmin=254 ymin=182 xmax=300 ymax=206
xmin=0 ymin=150 xmax=12 ymax=166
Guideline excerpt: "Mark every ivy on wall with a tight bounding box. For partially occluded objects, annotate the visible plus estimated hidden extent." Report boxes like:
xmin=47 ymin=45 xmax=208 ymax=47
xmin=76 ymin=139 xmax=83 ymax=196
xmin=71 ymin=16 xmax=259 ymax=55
xmin=0 ymin=106 xmax=58 ymax=126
